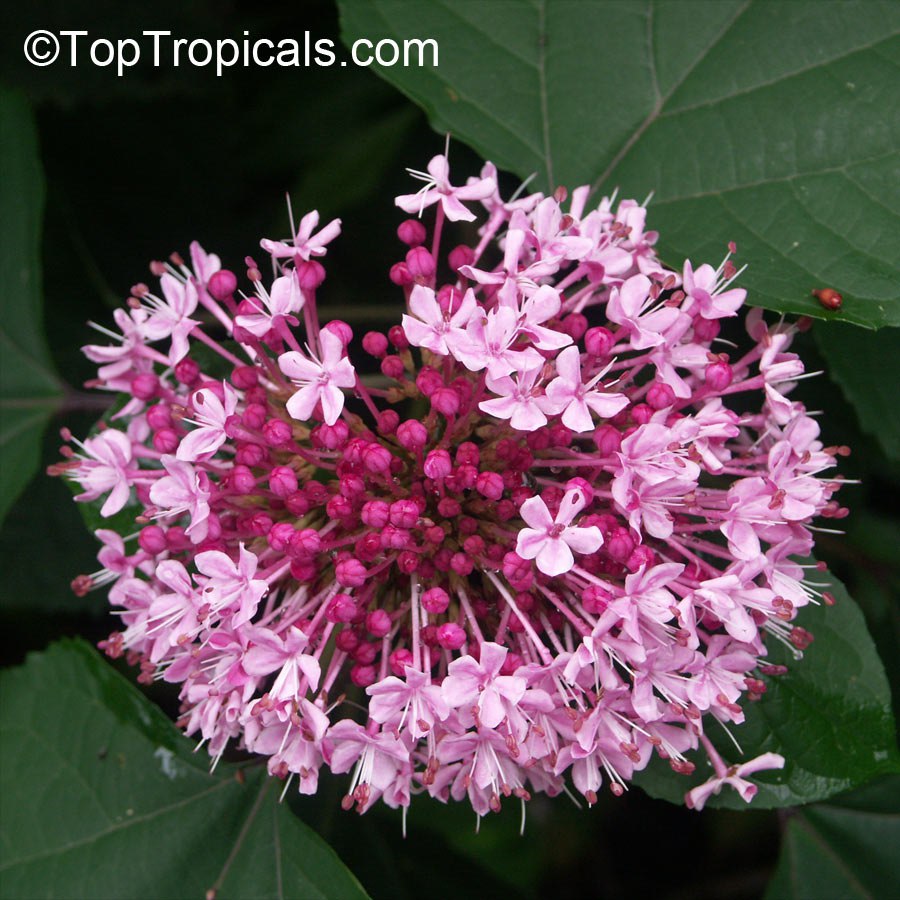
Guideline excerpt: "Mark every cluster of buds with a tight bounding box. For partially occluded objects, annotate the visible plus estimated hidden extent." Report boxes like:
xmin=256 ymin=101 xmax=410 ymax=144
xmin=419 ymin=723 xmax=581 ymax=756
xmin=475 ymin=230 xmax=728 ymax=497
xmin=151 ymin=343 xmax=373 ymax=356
xmin=53 ymin=151 xmax=848 ymax=818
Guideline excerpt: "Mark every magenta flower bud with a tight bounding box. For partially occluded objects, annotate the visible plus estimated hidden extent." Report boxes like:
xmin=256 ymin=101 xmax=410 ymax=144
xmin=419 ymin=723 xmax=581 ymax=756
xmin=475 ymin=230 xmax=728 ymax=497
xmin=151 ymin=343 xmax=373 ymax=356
xmin=327 ymin=495 xmax=353 ymax=521
xmin=235 ymin=442 xmax=265 ymax=467
xmin=502 ymin=551 xmax=533 ymax=590
xmin=312 ymin=420 xmax=350 ymax=451
xmin=584 ymin=326 xmax=615 ymax=357
xmin=296 ymin=259 xmax=326 ymax=290
xmin=424 ymin=525 xmax=445 ymax=545
xmin=248 ymin=512 xmax=273 ymax=536
xmin=353 ymin=641 xmax=378 ymax=664
xmin=455 ymin=441 xmax=479 ymax=467
xmin=500 ymin=652 xmax=524 ymax=676
xmin=448 ymin=244 xmax=475 ymax=273
xmin=290 ymin=528 xmax=322 ymax=558
xmin=627 ymin=545 xmax=656 ymax=573
xmin=396 ymin=419 xmax=428 ymax=451
xmin=350 ymin=664 xmax=377 ymax=688
xmin=231 ymin=464 xmax=256 ymax=495
xmin=397 ymin=219 xmax=426 ymax=247
xmin=647 ymin=382 xmax=676 ymax=410
xmin=242 ymin=404 xmax=267 ymax=430
xmin=377 ymin=409 xmax=400 ymax=436
xmin=582 ymin=584 xmax=612 ymax=614
xmin=463 ymin=535 xmax=485 ymax=557
xmin=362 ymin=443 xmax=392 ymax=474
xmin=705 ymin=360 xmax=733 ymax=391
xmin=304 ymin=481 xmax=329 ymax=506
xmin=389 ymin=648 xmax=415 ymax=677
xmin=269 ymin=466 xmax=298 ymax=498
xmin=454 ymin=464 xmax=478 ymax=491
xmin=336 ymin=558 xmax=367 ymax=587
xmin=339 ymin=474 xmax=365 ymax=499
xmin=592 ymin=424 xmax=622 ymax=455
xmin=284 ymin=491 xmax=310 ymax=517
xmin=366 ymin=609 xmax=392 ymax=638
xmin=421 ymin=587 xmax=450 ymax=615
xmin=138 ymin=525 xmax=168 ymax=555
xmin=607 ymin=527 xmax=635 ymax=563
xmin=436 ymin=623 xmax=466 ymax=650
xmin=326 ymin=593 xmax=358 ymax=624
xmin=263 ymin=419 xmax=292 ymax=447
xmin=496 ymin=499 xmax=517 ymax=521
xmin=450 ymin=552 xmax=473 ymax=576
xmin=335 ymin=629 xmax=359 ymax=653
xmin=174 ymin=357 xmax=200 ymax=386
xmin=437 ymin=285 xmax=462 ymax=315
xmin=437 ymin=498 xmax=461 ymax=518
xmin=322 ymin=319 xmax=353 ymax=347
xmin=476 ymin=471 xmax=504 ymax=501
xmin=405 ymin=246 xmax=436 ymax=280
xmin=207 ymin=269 xmax=237 ymax=300
xmin=268 ymin=522 xmax=296 ymax=552
xmin=389 ymin=261 xmax=412 ymax=286
xmin=559 ymin=312 xmax=588 ymax=340
xmin=130 ymin=373 xmax=158 ymax=400
xmin=361 ymin=501 xmax=391 ymax=528
xmin=380 ymin=525 xmax=410 ymax=550
xmin=362 ymin=330 xmax=389 ymax=358
xmin=150 ymin=427 xmax=178 ymax=454
xmin=416 ymin=367 xmax=443 ymax=397
xmin=231 ymin=364 xmax=258 ymax=389
xmin=381 ymin=355 xmax=406 ymax=380
xmin=146 ymin=403 xmax=172 ymax=430
xmin=396 ymin=550 xmax=418 ymax=574
xmin=631 ymin=404 xmax=653 ymax=425
xmin=693 ymin=317 xmax=720 ymax=342
xmin=430 ymin=387 xmax=460 ymax=416
xmin=388 ymin=324 xmax=409 ymax=350
xmin=565 ymin=477 xmax=594 ymax=504
xmin=165 ymin=526 xmax=191 ymax=551
xmin=424 ymin=449 xmax=452 ymax=480
xmin=390 ymin=499 xmax=419 ymax=529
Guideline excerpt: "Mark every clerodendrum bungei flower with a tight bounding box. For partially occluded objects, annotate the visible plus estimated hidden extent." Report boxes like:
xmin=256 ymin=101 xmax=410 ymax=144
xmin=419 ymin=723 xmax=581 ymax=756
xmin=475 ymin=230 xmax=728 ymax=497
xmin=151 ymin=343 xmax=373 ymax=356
xmin=53 ymin=151 xmax=850 ymax=820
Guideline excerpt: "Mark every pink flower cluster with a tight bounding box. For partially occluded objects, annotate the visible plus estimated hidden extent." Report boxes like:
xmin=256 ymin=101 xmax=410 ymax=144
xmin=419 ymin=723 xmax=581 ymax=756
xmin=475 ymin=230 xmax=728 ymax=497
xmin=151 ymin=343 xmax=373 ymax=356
xmin=54 ymin=153 xmax=849 ymax=818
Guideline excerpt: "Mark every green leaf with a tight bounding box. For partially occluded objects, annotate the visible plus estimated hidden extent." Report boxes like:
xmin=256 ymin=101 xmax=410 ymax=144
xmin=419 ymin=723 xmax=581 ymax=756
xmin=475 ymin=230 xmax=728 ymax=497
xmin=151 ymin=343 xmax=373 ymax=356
xmin=0 ymin=88 xmax=63 ymax=525
xmin=338 ymin=0 xmax=900 ymax=328
xmin=815 ymin=324 xmax=900 ymax=462
xmin=633 ymin=563 xmax=899 ymax=809
xmin=0 ymin=640 xmax=369 ymax=900
xmin=764 ymin=775 xmax=900 ymax=899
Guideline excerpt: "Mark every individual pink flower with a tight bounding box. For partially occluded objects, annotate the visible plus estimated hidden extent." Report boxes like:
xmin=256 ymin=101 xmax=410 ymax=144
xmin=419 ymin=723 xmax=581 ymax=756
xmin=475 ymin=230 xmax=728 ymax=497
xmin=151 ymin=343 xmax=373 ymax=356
xmin=545 ymin=346 xmax=629 ymax=432
xmin=261 ymin=209 xmax=342 ymax=261
xmin=515 ymin=487 xmax=603 ymax=577
xmin=278 ymin=328 xmax=356 ymax=426
xmin=235 ymin=273 xmax=304 ymax=338
xmin=452 ymin=306 xmax=543 ymax=378
xmin=479 ymin=363 xmax=562 ymax=432
xmin=242 ymin=624 xmax=321 ymax=701
xmin=682 ymin=259 xmax=746 ymax=319
xmin=71 ymin=429 xmax=134 ymax=517
xmin=367 ymin=666 xmax=450 ymax=739
xmin=141 ymin=274 xmax=199 ymax=364
xmin=395 ymin=153 xmax=496 ymax=222
xmin=607 ymin=274 xmax=683 ymax=350
xmin=686 ymin=749 xmax=785 ymax=810
xmin=441 ymin=642 xmax=527 ymax=728
xmin=148 ymin=456 xmax=211 ymax=543
xmin=401 ymin=284 xmax=478 ymax=355
xmin=176 ymin=382 xmax=239 ymax=462
xmin=194 ymin=543 xmax=268 ymax=626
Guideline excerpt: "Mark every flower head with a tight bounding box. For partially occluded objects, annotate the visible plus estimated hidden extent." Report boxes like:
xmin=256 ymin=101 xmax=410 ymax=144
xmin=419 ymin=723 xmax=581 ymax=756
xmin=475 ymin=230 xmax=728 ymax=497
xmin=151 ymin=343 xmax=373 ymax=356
xmin=57 ymin=152 xmax=848 ymax=821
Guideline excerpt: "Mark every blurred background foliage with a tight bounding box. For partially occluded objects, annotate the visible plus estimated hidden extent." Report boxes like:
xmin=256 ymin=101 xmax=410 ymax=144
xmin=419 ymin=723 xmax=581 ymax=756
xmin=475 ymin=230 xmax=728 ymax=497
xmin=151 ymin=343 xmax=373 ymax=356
xmin=0 ymin=1 xmax=897 ymax=898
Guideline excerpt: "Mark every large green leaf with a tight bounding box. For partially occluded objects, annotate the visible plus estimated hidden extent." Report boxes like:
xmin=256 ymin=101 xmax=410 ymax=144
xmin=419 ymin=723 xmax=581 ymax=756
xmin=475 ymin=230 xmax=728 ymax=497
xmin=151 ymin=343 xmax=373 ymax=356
xmin=764 ymin=775 xmax=900 ymax=899
xmin=338 ymin=0 xmax=900 ymax=328
xmin=814 ymin=324 xmax=900 ymax=463
xmin=0 ymin=89 xmax=63 ymax=525
xmin=0 ymin=640 xmax=369 ymax=900
xmin=633 ymin=563 xmax=899 ymax=809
